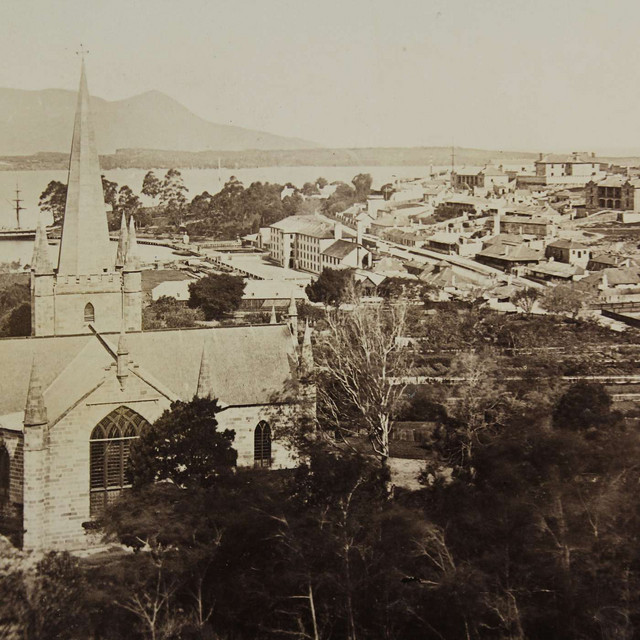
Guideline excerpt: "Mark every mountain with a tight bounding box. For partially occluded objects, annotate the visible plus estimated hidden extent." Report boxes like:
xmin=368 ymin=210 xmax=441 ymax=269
xmin=0 ymin=87 xmax=318 ymax=155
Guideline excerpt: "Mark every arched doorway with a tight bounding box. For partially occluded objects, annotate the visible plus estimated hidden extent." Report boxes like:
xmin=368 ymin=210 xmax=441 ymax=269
xmin=84 ymin=302 xmax=95 ymax=324
xmin=89 ymin=407 xmax=150 ymax=516
xmin=254 ymin=421 xmax=272 ymax=468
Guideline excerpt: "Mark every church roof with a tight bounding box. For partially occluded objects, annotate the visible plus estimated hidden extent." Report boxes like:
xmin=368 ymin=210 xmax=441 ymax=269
xmin=57 ymin=61 xmax=113 ymax=276
xmin=0 ymin=324 xmax=296 ymax=428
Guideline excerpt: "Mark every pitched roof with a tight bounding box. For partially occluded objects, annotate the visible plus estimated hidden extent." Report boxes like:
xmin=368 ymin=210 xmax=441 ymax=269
xmin=270 ymin=214 xmax=335 ymax=238
xmin=538 ymin=153 xmax=595 ymax=164
xmin=547 ymin=239 xmax=588 ymax=250
xmin=0 ymin=324 xmax=297 ymax=425
xmin=321 ymin=239 xmax=360 ymax=259
xmin=477 ymin=243 xmax=542 ymax=262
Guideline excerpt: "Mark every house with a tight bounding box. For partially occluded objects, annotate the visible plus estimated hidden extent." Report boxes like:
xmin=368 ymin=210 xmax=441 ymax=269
xmin=531 ymin=152 xmax=604 ymax=185
xmin=585 ymin=175 xmax=640 ymax=212
xmin=545 ymin=239 xmax=590 ymax=267
xmin=451 ymin=166 xmax=509 ymax=193
xmin=527 ymin=261 xmax=585 ymax=283
xmin=320 ymin=239 xmax=371 ymax=270
xmin=0 ymin=62 xmax=314 ymax=552
xmin=240 ymin=281 xmax=307 ymax=312
xmin=499 ymin=214 xmax=553 ymax=238
xmin=475 ymin=242 xmax=543 ymax=272
xmin=587 ymin=253 xmax=630 ymax=272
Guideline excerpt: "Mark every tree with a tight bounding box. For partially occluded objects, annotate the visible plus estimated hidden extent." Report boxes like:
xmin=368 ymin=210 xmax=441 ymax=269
xmin=511 ymin=286 xmax=541 ymax=314
xmin=351 ymin=173 xmax=373 ymax=202
xmin=188 ymin=273 xmax=246 ymax=320
xmin=540 ymin=285 xmax=584 ymax=318
xmin=301 ymin=182 xmax=320 ymax=196
xmin=129 ymin=396 xmax=237 ymax=489
xmin=160 ymin=169 xmax=188 ymax=226
xmin=316 ymin=177 xmax=328 ymax=190
xmin=552 ymin=381 xmax=621 ymax=432
xmin=101 ymin=175 xmax=119 ymax=211
xmin=305 ymin=268 xmax=354 ymax=307
xmin=5 ymin=302 xmax=31 ymax=337
xmin=142 ymin=296 xmax=205 ymax=330
xmin=141 ymin=170 xmax=162 ymax=202
xmin=38 ymin=180 xmax=67 ymax=226
xmin=315 ymin=298 xmax=414 ymax=466
xmin=381 ymin=183 xmax=395 ymax=201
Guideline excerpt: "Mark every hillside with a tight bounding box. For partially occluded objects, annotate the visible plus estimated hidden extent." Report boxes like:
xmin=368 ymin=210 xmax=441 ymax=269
xmin=0 ymin=146 xmax=539 ymax=171
xmin=0 ymin=87 xmax=316 ymax=154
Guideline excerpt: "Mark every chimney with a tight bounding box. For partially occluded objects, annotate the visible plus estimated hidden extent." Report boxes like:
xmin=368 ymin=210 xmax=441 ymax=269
xmin=334 ymin=222 xmax=343 ymax=240
xmin=493 ymin=213 xmax=501 ymax=235
xmin=356 ymin=220 xmax=363 ymax=246
xmin=539 ymin=153 xmax=543 ymax=161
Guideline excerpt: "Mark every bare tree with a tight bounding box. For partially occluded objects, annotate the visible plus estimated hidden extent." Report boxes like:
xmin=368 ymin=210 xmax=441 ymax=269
xmin=315 ymin=296 xmax=415 ymax=466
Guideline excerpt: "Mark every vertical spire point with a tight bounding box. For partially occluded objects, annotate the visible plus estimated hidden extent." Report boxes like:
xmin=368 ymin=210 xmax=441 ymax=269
xmin=269 ymin=305 xmax=277 ymax=324
xmin=196 ymin=339 xmax=213 ymax=398
xmin=115 ymin=211 xmax=129 ymax=269
xmin=124 ymin=216 xmax=139 ymax=271
xmin=32 ymin=214 xmax=53 ymax=274
xmin=24 ymin=354 xmax=48 ymax=426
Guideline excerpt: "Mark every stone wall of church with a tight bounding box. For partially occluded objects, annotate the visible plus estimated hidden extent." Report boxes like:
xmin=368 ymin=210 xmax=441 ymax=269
xmin=216 ymin=404 xmax=298 ymax=469
xmin=0 ymin=429 xmax=24 ymax=544
xmin=29 ymin=371 xmax=168 ymax=551
xmin=53 ymin=282 xmax=123 ymax=336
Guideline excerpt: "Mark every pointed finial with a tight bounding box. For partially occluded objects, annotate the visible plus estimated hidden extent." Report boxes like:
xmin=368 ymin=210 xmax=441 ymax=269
xmin=32 ymin=214 xmax=53 ymax=274
xmin=124 ymin=215 xmax=140 ymax=271
xmin=115 ymin=211 xmax=129 ymax=269
xmin=24 ymin=354 xmax=48 ymax=426
xmin=288 ymin=292 xmax=297 ymax=317
xmin=196 ymin=339 xmax=213 ymax=398
xmin=270 ymin=305 xmax=277 ymax=324
xmin=76 ymin=44 xmax=90 ymax=61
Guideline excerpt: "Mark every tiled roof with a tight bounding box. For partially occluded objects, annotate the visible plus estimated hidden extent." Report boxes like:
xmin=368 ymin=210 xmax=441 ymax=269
xmin=0 ymin=324 xmax=296 ymax=423
xmin=270 ymin=214 xmax=335 ymax=238
xmin=547 ymin=239 xmax=588 ymax=250
xmin=321 ymin=239 xmax=360 ymax=259
xmin=477 ymin=243 xmax=543 ymax=262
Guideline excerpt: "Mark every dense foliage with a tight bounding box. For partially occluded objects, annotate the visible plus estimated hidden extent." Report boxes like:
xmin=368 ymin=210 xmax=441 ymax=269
xmin=142 ymin=296 xmax=204 ymax=330
xmin=188 ymin=273 xmax=246 ymax=320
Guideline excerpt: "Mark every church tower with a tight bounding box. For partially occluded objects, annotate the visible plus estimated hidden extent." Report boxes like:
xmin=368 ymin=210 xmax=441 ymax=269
xmin=31 ymin=61 xmax=142 ymax=336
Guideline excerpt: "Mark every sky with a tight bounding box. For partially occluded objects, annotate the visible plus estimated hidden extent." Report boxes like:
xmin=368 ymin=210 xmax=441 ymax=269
xmin=1 ymin=0 xmax=639 ymax=153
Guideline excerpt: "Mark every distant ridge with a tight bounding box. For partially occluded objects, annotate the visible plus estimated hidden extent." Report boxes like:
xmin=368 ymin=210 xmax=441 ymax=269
xmin=0 ymin=146 xmax=539 ymax=171
xmin=0 ymin=86 xmax=317 ymax=154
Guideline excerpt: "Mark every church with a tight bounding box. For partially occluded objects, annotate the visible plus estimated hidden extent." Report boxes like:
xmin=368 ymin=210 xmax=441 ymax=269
xmin=0 ymin=62 xmax=313 ymax=551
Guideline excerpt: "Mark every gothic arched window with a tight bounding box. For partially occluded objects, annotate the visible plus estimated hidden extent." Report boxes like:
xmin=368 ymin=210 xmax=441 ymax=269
xmin=84 ymin=303 xmax=95 ymax=324
xmin=89 ymin=407 xmax=149 ymax=516
xmin=0 ymin=444 xmax=9 ymax=503
xmin=254 ymin=421 xmax=272 ymax=468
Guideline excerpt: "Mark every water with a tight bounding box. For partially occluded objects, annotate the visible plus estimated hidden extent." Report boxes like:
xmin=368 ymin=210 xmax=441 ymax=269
xmin=0 ymin=165 xmax=434 ymax=229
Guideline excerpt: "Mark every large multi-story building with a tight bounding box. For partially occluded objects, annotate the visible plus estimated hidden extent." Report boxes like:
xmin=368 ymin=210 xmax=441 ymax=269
xmin=525 ymin=152 xmax=604 ymax=186
xmin=269 ymin=215 xmax=369 ymax=273
xmin=585 ymin=175 xmax=640 ymax=211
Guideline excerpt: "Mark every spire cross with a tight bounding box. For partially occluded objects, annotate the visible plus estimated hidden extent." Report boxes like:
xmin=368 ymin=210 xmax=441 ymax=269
xmin=76 ymin=44 xmax=89 ymax=60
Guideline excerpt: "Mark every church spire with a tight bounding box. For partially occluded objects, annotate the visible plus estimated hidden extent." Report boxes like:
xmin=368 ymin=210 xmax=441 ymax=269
xmin=115 ymin=212 xmax=129 ymax=269
xmin=57 ymin=59 xmax=112 ymax=276
xmin=32 ymin=214 xmax=53 ymax=274
xmin=24 ymin=354 xmax=48 ymax=426
xmin=287 ymin=292 xmax=298 ymax=337
xmin=269 ymin=305 xmax=277 ymax=324
xmin=196 ymin=339 xmax=213 ymax=398
xmin=124 ymin=216 xmax=140 ymax=271
xmin=299 ymin=320 xmax=314 ymax=376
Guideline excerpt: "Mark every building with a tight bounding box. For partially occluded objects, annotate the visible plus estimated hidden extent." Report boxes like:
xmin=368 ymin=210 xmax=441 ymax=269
xmin=269 ymin=216 xmax=368 ymax=274
xmin=451 ymin=166 xmax=509 ymax=192
xmin=585 ymin=175 xmax=640 ymax=212
xmin=0 ymin=63 xmax=313 ymax=552
xmin=528 ymin=152 xmax=604 ymax=186
xmin=545 ymin=239 xmax=590 ymax=267
xmin=499 ymin=214 xmax=553 ymax=238
xmin=475 ymin=242 xmax=543 ymax=272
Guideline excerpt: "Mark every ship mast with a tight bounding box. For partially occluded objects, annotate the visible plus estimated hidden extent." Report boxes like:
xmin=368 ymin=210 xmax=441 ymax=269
xmin=13 ymin=184 xmax=25 ymax=229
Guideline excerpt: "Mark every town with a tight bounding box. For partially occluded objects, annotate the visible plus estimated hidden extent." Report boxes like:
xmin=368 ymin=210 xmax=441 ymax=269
xmin=2 ymin=0 xmax=640 ymax=638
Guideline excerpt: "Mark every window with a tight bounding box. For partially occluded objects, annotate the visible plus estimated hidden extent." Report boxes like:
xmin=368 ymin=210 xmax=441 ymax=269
xmin=84 ymin=302 xmax=95 ymax=323
xmin=0 ymin=445 xmax=9 ymax=502
xmin=254 ymin=421 xmax=272 ymax=468
xmin=89 ymin=407 xmax=149 ymax=516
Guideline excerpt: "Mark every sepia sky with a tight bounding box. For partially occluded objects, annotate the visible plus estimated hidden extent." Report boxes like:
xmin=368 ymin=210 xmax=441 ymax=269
xmin=1 ymin=0 xmax=639 ymax=153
